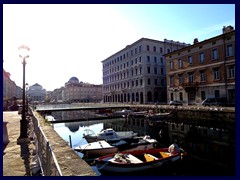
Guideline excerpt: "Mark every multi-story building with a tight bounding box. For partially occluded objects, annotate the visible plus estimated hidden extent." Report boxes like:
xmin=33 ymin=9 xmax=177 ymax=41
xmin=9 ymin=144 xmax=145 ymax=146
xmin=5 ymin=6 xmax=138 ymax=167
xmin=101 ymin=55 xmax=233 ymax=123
xmin=62 ymin=76 xmax=102 ymax=103
xmin=3 ymin=68 xmax=22 ymax=110
xmin=102 ymin=38 xmax=189 ymax=104
xmin=164 ymin=26 xmax=235 ymax=106
xmin=3 ymin=69 xmax=22 ymax=100
xmin=50 ymin=87 xmax=64 ymax=103
xmin=28 ymin=83 xmax=46 ymax=103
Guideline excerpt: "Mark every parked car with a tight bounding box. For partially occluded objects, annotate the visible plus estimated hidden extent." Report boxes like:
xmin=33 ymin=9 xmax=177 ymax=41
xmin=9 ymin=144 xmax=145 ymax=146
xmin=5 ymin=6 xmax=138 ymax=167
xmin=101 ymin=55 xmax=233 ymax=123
xmin=169 ymin=100 xmax=183 ymax=106
xmin=201 ymin=97 xmax=227 ymax=106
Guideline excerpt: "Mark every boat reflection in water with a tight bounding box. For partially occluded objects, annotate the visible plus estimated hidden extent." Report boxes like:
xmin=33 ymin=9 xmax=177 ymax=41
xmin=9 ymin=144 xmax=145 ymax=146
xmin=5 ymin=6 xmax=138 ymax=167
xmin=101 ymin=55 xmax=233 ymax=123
xmin=53 ymin=114 xmax=235 ymax=176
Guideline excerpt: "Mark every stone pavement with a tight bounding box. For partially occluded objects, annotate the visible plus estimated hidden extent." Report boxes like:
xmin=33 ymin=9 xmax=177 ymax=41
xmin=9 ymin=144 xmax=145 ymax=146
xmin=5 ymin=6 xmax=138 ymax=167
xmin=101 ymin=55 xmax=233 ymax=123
xmin=3 ymin=111 xmax=36 ymax=176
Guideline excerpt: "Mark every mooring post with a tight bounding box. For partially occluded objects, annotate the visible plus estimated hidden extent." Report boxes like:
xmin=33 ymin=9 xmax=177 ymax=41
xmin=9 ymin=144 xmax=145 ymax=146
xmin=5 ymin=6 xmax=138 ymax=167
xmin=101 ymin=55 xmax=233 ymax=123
xmin=69 ymin=135 xmax=72 ymax=148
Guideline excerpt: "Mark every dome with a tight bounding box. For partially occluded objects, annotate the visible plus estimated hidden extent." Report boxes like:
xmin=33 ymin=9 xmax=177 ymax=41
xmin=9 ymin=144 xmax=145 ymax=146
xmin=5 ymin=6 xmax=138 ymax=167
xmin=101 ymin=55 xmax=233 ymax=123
xmin=68 ymin=77 xmax=79 ymax=84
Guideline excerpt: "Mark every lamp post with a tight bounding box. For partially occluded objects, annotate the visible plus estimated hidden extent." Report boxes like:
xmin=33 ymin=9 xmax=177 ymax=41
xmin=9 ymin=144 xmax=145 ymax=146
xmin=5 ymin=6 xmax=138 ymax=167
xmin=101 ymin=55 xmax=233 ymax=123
xmin=26 ymin=83 xmax=29 ymax=116
xmin=17 ymin=45 xmax=30 ymax=144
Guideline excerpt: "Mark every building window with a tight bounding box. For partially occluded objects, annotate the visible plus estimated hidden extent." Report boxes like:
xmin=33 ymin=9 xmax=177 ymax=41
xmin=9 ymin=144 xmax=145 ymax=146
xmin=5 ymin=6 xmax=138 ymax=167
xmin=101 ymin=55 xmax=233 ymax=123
xmin=199 ymin=70 xmax=206 ymax=82
xmin=170 ymin=93 xmax=174 ymax=101
xmin=227 ymin=44 xmax=233 ymax=56
xmin=161 ymin=79 xmax=164 ymax=86
xmin=189 ymin=91 xmax=195 ymax=101
xmin=178 ymin=59 xmax=183 ymax=68
xmin=188 ymin=72 xmax=194 ymax=83
xmin=213 ymin=68 xmax=220 ymax=80
xmin=139 ymin=46 xmax=142 ymax=52
xmin=170 ymin=75 xmax=173 ymax=86
xmin=147 ymin=67 xmax=150 ymax=74
xmin=160 ymin=47 xmax=163 ymax=53
xmin=136 ymin=80 xmax=138 ymax=86
xmin=154 ymin=56 xmax=157 ymax=63
xmin=154 ymin=67 xmax=157 ymax=74
xmin=179 ymin=92 xmax=183 ymax=101
xmin=188 ymin=56 xmax=192 ymax=64
xmin=139 ymin=56 xmax=141 ymax=63
xmin=153 ymin=46 xmax=156 ymax=52
xmin=148 ymin=78 xmax=151 ymax=85
xmin=140 ymin=79 xmax=142 ymax=86
xmin=155 ymin=79 xmax=157 ymax=85
xmin=199 ymin=52 xmax=205 ymax=63
xmin=178 ymin=74 xmax=183 ymax=85
xmin=147 ymin=45 xmax=150 ymax=51
xmin=228 ymin=66 xmax=235 ymax=78
xmin=161 ymin=68 xmax=164 ymax=75
xmin=215 ymin=90 xmax=220 ymax=98
xmin=147 ymin=56 xmax=150 ymax=62
xmin=132 ymin=81 xmax=134 ymax=87
xmin=170 ymin=61 xmax=174 ymax=70
xmin=160 ymin=57 xmax=163 ymax=64
xmin=212 ymin=49 xmax=218 ymax=60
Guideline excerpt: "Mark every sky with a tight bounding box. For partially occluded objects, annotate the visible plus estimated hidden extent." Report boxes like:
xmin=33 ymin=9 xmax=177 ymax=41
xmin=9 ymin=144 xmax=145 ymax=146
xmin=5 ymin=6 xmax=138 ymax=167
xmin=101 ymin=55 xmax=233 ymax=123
xmin=3 ymin=4 xmax=235 ymax=91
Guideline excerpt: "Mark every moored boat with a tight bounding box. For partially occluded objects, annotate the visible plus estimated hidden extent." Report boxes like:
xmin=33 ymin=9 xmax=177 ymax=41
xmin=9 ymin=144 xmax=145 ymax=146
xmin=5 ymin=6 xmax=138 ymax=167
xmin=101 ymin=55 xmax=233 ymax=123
xmin=74 ymin=140 xmax=119 ymax=157
xmin=74 ymin=135 xmax=158 ymax=158
xmin=83 ymin=128 xmax=138 ymax=143
xmin=95 ymin=143 xmax=184 ymax=174
xmin=145 ymin=112 xmax=170 ymax=120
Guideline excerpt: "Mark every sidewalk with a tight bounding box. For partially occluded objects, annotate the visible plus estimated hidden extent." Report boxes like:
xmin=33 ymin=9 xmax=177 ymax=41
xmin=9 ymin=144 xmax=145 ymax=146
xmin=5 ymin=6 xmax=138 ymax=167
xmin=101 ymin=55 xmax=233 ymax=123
xmin=3 ymin=111 xmax=35 ymax=176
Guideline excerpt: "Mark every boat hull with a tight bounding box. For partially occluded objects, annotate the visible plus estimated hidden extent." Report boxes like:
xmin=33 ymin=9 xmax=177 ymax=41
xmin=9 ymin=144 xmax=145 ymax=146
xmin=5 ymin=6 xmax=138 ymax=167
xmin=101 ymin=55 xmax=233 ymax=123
xmin=74 ymin=140 xmax=118 ymax=158
xmin=96 ymin=148 xmax=181 ymax=173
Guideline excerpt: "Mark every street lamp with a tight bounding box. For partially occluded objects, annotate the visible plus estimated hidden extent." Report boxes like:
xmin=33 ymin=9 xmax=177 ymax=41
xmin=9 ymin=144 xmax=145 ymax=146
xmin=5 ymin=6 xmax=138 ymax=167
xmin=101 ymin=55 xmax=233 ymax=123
xmin=26 ymin=83 xmax=29 ymax=116
xmin=17 ymin=45 xmax=30 ymax=144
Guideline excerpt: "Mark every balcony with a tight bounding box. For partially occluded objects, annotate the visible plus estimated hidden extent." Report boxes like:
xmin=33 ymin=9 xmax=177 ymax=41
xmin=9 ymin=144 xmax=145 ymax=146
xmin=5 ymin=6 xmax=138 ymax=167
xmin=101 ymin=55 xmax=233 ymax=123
xmin=182 ymin=82 xmax=199 ymax=92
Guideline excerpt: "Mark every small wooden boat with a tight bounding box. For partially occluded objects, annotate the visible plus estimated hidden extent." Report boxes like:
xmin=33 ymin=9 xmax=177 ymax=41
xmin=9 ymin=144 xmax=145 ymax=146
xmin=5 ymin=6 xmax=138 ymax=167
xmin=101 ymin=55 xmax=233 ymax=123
xmin=95 ymin=143 xmax=183 ymax=173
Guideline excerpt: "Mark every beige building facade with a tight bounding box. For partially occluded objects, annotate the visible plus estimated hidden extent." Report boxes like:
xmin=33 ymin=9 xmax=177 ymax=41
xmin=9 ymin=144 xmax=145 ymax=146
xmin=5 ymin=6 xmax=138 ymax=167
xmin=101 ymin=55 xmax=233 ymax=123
xmin=62 ymin=77 xmax=102 ymax=103
xmin=164 ymin=26 xmax=235 ymax=106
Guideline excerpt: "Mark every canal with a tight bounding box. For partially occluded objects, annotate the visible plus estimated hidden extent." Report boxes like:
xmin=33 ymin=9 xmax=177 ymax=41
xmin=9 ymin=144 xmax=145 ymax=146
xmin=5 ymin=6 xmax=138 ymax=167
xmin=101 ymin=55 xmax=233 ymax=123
xmin=49 ymin=110 xmax=235 ymax=176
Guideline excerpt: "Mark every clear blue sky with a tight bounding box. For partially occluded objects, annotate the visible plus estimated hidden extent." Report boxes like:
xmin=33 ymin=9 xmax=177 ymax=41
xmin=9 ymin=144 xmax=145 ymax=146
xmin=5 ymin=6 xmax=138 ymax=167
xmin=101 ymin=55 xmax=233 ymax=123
xmin=3 ymin=4 xmax=235 ymax=91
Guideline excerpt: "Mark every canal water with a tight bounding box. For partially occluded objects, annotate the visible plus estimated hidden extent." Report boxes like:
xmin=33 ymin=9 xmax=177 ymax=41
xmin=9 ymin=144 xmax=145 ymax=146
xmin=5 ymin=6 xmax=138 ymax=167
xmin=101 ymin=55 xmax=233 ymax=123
xmin=51 ymin=115 xmax=234 ymax=176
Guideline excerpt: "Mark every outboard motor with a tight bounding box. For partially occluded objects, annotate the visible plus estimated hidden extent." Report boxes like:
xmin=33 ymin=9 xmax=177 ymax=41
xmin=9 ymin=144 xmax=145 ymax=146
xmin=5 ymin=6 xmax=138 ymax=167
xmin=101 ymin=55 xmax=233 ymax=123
xmin=168 ymin=143 xmax=180 ymax=154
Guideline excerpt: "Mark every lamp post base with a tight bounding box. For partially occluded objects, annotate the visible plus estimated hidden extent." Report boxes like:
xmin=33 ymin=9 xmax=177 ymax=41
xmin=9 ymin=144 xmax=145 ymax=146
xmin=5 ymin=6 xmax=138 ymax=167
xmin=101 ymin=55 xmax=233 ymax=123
xmin=17 ymin=137 xmax=30 ymax=144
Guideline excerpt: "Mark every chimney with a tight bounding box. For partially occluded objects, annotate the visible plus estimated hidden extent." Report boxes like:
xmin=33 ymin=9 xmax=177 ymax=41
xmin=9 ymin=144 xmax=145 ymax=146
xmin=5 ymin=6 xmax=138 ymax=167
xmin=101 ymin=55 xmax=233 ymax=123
xmin=223 ymin=25 xmax=234 ymax=34
xmin=193 ymin=38 xmax=199 ymax=44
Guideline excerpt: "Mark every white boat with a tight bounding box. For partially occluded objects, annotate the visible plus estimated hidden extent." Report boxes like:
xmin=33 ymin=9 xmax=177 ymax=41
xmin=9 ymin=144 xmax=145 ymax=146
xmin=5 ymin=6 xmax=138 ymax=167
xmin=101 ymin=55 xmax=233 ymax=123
xmin=74 ymin=140 xmax=119 ymax=157
xmin=74 ymin=135 xmax=158 ymax=158
xmin=112 ymin=109 xmax=133 ymax=117
xmin=83 ymin=128 xmax=138 ymax=143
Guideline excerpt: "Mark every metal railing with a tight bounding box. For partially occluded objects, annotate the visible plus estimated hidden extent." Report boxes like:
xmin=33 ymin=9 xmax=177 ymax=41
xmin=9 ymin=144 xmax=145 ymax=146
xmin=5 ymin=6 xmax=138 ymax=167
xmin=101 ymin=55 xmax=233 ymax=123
xmin=31 ymin=110 xmax=62 ymax=176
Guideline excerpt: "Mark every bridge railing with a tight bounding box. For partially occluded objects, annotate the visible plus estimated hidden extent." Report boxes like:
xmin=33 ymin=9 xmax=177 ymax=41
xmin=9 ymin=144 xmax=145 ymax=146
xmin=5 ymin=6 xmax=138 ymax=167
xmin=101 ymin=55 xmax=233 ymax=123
xmin=31 ymin=109 xmax=62 ymax=176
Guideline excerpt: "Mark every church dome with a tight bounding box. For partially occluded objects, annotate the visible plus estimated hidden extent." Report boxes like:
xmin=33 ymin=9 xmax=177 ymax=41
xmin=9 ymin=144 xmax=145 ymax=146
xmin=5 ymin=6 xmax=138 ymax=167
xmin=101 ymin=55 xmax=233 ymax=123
xmin=68 ymin=77 xmax=79 ymax=84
